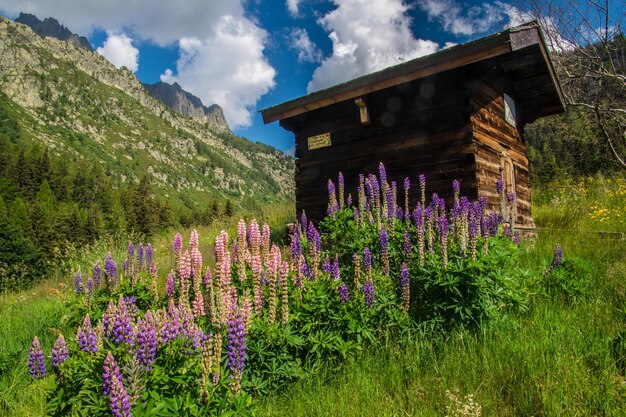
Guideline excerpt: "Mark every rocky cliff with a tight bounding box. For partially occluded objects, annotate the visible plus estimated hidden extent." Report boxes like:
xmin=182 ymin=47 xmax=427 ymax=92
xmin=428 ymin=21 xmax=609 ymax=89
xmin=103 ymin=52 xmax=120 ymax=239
xmin=143 ymin=81 xmax=230 ymax=131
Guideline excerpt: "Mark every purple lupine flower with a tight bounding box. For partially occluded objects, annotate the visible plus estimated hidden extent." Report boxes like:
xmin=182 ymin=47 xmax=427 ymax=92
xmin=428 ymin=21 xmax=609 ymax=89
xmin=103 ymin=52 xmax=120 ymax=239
xmin=380 ymin=225 xmax=389 ymax=275
xmin=346 ymin=194 xmax=353 ymax=206
xmin=551 ymin=244 xmax=563 ymax=269
xmin=327 ymin=179 xmax=339 ymax=216
xmin=77 ymin=315 xmax=98 ymax=353
xmin=161 ymin=302 xmax=181 ymax=342
xmin=127 ymin=242 xmax=134 ymax=259
xmin=102 ymin=352 xmax=123 ymax=397
xmin=362 ymin=279 xmax=375 ymax=308
xmin=137 ymin=244 xmax=144 ymax=269
xmin=453 ymin=179 xmax=461 ymax=195
xmin=479 ymin=196 xmax=488 ymax=210
xmin=109 ymin=372 xmax=132 ymax=417
xmin=123 ymin=259 xmax=128 ymax=274
xmin=51 ymin=334 xmax=68 ymax=371
xmin=111 ymin=300 xmax=134 ymax=345
xmin=307 ymin=223 xmax=321 ymax=253
xmin=93 ymin=262 xmax=102 ymax=289
xmin=74 ymin=268 xmax=84 ymax=294
xmin=300 ymin=258 xmax=312 ymax=279
xmin=419 ymin=174 xmax=426 ymax=206
xmin=260 ymin=272 xmax=269 ymax=286
xmin=362 ymin=247 xmax=372 ymax=270
xmin=166 ymin=272 xmax=175 ymax=299
xmin=338 ymin=172 xmax=345 ymax=209
xmin=322 ymin=256 xmax=332 ymax=273
xmin=469 ymin=211 xmax=479 ymax=260
xmin=400 ymin=263 xmax=410 ymax=312
xmin=135 ymin=312 xmax=157 ymax=370
xmin=506 ymin=192 xmax=516 ymax=204
xmin=403 ymin=177 xmax=410 ymax=193
xmin=28 ymin=336 xmax=46 ymax=379
xmin=227 ymin=304 xmax=249 ymax=395
xmin=438 ymin=215 xmax=449 ymax=269
xmin=85 ymin=278 xmax=94 ymax=296
xmin=378 ymin=162 xmax=387 ymax=186
xmin=496 ymin=178 xmax=505 ymax=194
xmin=403 ymin=231 xmax=412 ymax=259
xmin=173 ymin=233 xmax=183 ymax=256
xmin=300 ymin=210 xmax=308 ymax=234
xmin=338 ymin=282 xmax=349 ymax=303
xmin=145 ymin=244 xmax=153 ymax=266
xmin=290 ymin=229 xmax=302 ymax=260
xmin=399 ymin=263 xmax=410 ymax=289
xmin=104 ymin=253 xmax=118 ymax=289
xmin=330 ymin=255 xmax=340 ymax=281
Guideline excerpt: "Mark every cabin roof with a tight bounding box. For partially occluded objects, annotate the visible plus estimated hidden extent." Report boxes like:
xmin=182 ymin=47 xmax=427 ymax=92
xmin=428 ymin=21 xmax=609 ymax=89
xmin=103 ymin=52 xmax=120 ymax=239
xmin=261 ymin=21 xmax=565 ymax=124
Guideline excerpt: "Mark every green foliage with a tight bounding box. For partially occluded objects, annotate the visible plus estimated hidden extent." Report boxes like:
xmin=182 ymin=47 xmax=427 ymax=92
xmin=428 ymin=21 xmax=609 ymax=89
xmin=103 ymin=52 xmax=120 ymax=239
xmin=541 ymin=257 xmax=591 ymax=304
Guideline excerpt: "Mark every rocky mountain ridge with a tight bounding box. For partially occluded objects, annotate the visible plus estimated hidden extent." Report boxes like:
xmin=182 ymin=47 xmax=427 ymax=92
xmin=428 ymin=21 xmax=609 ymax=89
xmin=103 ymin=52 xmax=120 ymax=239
xmin=143 ymin=81 xmax=230 ymax=131
xmin=0 ymin=17 xmax=293 ymax=210
xmin=14 ymin=12 xmax=92 ymax=51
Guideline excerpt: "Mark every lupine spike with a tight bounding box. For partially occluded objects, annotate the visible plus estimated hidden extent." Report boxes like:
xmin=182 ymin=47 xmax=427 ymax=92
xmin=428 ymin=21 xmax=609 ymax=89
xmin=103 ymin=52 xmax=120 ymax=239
xmin=28 ymin=336 xmax=46 ymax=379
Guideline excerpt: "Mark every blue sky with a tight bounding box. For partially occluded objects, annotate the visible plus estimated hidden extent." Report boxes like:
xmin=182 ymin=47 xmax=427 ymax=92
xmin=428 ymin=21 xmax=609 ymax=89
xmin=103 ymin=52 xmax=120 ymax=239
xmin=0 ymin=0 xmax=524 ymax=153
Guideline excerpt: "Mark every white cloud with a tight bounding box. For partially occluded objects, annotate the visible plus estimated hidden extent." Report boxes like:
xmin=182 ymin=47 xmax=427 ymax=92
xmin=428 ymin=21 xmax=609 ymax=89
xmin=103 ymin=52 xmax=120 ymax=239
xmin=307 ymin=0 xmax=440 ymax=93
xmin=289 ymin=28 xmax=322 ymax=63
xmin=161 ymin=16 xmax=275 ymax=129
xmin=417 ymin=0 xmax=511 ymax=36
xmin=0 ymin=0 xmax=242 ymax=46
xmin=96 ymin=32 xmax=139 ymax=72
xmin=286 ymin=0 xmax=301 ymax=17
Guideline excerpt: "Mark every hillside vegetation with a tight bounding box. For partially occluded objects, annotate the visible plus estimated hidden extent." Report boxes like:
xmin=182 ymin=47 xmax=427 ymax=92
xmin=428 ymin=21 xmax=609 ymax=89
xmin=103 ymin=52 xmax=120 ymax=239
xmin=0 ymin=17 xmax=293 ymax=211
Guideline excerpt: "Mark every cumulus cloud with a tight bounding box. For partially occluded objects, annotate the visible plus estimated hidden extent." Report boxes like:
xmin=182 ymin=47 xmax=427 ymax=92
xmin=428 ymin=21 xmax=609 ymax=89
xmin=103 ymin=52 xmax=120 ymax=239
xmin=417 ymin=0 xmax=512 ymax=36
xmin=286 ymin=0 xmax=301 ymax=17
xmin=289 ymin=28 xmax=322 ymax=63
xmin=96 ymin=32 xmax=139 ymax=72
xmin=161 ymin=16 xmax=275 ymax=129
xmin=307 ymin=0 xmax=440 ymax=93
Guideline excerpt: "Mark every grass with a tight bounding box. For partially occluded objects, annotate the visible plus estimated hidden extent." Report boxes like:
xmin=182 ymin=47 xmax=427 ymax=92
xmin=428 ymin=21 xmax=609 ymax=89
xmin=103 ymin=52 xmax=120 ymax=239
xmin=0 ymin=177 xmax=624 ymax=416
xmin=257 ymin=176 xmax=626 ymax=417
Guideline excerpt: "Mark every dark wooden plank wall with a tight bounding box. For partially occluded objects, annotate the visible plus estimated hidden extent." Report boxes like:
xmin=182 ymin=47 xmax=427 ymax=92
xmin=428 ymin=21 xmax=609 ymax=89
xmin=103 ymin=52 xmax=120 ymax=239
xmin=286 ymin=75 xmax=477 ymax=223
xmin=469 ymin=80 xmax=533 ymax=227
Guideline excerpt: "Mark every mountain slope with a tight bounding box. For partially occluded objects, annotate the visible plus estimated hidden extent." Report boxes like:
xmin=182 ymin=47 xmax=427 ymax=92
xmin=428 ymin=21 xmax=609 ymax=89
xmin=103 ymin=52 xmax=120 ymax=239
xmin=143 ymin=81 xmax=230 ymax=130
xmin=0 ymin=17 xmax=293 ymax=211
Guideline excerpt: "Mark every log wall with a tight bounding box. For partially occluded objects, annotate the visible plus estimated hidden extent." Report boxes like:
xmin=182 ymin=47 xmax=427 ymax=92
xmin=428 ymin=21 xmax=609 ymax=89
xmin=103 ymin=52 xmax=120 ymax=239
xmin=469 ymin=80 xmax=534 ymax=227
xmin=285 ymin=74 xmax=477 ymax=223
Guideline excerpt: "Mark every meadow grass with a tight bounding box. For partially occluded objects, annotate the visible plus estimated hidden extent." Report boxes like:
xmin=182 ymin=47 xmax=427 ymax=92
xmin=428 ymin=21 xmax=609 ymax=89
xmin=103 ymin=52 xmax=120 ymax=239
xmin=1 ymin=179 xmax=624 ymax=416
xmin=257 ymin=176 xmax=626 ymax=417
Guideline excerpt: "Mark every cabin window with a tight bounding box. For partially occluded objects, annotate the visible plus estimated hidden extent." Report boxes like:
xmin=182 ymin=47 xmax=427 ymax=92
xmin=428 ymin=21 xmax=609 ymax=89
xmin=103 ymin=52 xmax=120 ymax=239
xmin=503 ymin=93 xmax=516 ymax=127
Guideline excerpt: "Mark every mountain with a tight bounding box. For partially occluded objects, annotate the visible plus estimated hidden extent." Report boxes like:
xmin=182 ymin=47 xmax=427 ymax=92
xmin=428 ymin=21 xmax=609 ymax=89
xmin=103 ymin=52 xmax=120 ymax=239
xmin=13 ymin=13 xmax=231 ymax=130
xmin=143 ymin=81 xmax=230 ymax=131
xmin=0 ymin=17 xmax=293 ymax=212
xmin=14 ymin=12 xmax=92 ymax=51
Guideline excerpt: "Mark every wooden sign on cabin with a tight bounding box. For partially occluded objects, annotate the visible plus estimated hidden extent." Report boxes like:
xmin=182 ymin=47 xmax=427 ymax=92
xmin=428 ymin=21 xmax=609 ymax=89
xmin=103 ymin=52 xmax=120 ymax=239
xmin=261 ymin=21 xmax=565 ymax=230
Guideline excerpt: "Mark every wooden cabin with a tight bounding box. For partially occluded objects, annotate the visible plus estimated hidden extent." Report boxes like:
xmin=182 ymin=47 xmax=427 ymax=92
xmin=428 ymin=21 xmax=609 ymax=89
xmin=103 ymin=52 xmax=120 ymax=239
xmin=261 ymin=21 xmax=565 ymax=229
